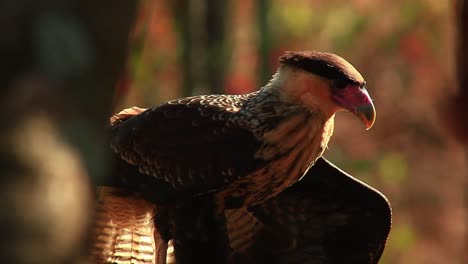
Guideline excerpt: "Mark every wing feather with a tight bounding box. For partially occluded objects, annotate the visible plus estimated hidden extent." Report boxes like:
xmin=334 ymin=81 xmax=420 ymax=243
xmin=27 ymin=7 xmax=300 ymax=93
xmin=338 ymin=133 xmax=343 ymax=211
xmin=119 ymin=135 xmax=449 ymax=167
xmin=227 ymin=157 xmax=391 ymax=264
xmin=110 ymin=95 xmax=264 ymax=202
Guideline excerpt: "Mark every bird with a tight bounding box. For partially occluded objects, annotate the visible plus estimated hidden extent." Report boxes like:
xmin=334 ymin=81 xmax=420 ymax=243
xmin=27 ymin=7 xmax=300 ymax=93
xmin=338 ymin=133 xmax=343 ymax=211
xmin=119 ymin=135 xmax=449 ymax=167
xmin=90 ymin=157 xmax=391 ymax=264
xmin=100 ymin=50 xmax=378 ymax=263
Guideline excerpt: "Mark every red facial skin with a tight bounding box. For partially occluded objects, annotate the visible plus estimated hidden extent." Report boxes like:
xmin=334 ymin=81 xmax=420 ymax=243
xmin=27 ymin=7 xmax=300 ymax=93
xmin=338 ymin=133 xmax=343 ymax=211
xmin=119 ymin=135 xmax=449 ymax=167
xmin=332 ymin=84 xmax=376 ymax=130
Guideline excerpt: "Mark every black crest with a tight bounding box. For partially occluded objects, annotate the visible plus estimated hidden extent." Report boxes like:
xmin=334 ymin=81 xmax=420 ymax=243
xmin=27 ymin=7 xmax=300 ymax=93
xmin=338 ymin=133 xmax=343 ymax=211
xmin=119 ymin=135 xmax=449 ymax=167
xmin=279 ymin=51 xmax=365 ymax=85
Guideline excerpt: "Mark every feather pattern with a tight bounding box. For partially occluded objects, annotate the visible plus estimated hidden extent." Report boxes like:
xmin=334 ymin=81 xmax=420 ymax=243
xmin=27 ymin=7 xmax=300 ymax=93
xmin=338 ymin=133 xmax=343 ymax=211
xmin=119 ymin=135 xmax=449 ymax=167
xmin=110 ymin=87 xmax=334 ymax=206
xmin=90 ymin=187 xmax=157 ymax=264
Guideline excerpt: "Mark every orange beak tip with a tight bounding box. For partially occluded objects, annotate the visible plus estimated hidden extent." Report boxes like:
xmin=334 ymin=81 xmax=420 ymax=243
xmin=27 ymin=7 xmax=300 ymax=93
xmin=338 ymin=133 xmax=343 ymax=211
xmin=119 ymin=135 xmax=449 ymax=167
xmin=356 ymin=104 xmax=376 ymax=130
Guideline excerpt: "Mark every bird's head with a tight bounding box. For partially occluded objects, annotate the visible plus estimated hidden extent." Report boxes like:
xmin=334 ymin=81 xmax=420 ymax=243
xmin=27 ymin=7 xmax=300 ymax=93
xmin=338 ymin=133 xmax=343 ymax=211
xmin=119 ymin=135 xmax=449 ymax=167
xmin=269 ymin=51 xmax=376 ymax=129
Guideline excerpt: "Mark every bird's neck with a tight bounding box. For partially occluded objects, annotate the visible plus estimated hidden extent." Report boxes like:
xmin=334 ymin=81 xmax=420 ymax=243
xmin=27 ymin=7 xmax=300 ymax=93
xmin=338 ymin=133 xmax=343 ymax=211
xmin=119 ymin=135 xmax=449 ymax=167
xmin=238 ymin=69 xmax=336 ymax=158
xmin=238 ymin=84 xmax=329 ymax=146
xmin=242 ymin=86 xmax=310 ymax=130
xmin=261 ymin=66 xmax=340 ymax=119
xmin=242 ymin=68 xmax=325 ymax=125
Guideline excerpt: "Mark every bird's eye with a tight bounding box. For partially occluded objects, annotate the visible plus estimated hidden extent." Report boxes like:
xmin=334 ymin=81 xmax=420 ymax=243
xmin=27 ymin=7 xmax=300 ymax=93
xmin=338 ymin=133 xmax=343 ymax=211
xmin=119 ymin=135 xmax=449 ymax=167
xmin=331 ymin=79 xmax=348 ymax=89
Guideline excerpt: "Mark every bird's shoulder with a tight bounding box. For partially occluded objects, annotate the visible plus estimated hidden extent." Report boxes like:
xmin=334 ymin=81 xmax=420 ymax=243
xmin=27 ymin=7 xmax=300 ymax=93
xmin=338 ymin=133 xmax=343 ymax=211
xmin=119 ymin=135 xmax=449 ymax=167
xmin=110 ymin=93 xmax=257 ymax=155
xmin=167 ymin=93 xmax=255 ymax=112
xmin=109 ymin=93 xmax=265 ymax=197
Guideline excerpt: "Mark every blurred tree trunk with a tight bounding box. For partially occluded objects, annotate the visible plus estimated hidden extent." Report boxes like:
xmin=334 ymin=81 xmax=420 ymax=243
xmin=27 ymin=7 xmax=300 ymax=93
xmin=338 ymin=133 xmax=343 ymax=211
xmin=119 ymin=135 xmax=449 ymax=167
xmin=0 ymin=1 xmax=137 ymax=263
xmin=172 ymin=0 xmax=227 ymax=96
xmin=452 ymin=0 xmax=468 ymax=143
xmin=448 ymin=0 xmax=468 ymax=262
xmin=173 ymin=0 xmax=194 ymax=97
xmin=257 ymin=0 xmax=272 ymax=86
xmin=460 ymin=0 xmax=468 ymax=260
xmin=205 ymin=0 xmax=227 ymax=94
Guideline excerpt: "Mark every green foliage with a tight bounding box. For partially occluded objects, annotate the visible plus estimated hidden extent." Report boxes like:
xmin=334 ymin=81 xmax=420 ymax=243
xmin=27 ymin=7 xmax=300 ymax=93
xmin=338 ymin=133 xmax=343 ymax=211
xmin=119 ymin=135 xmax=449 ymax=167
xmin=380 ymin=222 xmax=417 ymax=264
xmin=378 ymin=152 xmax=408 ymax=186
xmin=392 ymin=222 xmax=417 ymax=251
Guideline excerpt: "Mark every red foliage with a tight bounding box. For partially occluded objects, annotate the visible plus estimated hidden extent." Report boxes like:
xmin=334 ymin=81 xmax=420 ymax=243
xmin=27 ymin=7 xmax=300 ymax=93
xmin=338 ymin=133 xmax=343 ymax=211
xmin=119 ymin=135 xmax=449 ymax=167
xmin=224 ymin=74 xmax=256 ymax=94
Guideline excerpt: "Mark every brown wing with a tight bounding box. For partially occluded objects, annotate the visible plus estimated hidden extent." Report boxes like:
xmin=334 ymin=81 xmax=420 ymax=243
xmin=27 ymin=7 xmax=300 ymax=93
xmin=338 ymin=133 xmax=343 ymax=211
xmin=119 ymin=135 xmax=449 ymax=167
xmin=110 ymin=95 xmax=264 ymax=203
xmin=227 ymin=157 xmax=392 ymax=264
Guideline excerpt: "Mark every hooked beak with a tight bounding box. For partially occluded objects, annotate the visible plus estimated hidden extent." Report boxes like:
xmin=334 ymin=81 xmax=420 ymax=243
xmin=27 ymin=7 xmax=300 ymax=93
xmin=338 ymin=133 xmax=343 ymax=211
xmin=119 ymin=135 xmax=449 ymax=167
xmin=332 ymin=85 xmax=376 ymax=130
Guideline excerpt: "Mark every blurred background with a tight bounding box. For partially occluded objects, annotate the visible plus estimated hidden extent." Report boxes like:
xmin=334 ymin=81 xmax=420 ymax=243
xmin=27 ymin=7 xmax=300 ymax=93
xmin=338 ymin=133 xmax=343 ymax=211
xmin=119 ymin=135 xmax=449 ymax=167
xmin=115 ymin=0 xmax=465 ymax=263
xmin=0 ymin=0 xmax=465 ymax=263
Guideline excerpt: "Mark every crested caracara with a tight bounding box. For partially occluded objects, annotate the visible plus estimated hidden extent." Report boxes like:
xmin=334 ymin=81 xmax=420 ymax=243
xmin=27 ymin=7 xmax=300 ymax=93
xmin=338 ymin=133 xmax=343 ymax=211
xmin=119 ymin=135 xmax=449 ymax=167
xmin=99 ymin=51 xmax=378 ymax=263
